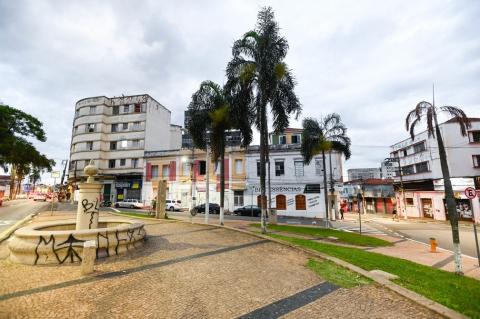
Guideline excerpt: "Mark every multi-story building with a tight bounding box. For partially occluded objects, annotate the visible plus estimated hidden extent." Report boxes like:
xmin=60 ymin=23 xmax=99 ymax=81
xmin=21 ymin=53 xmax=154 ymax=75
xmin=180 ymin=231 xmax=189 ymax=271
xmin=380 ymin=161 xmax=397 ymax=179
xmin=390 ymin=118 xmax=480 ymax=223
xmin=143 ymin=145 xmax=247 ymax=211
xmin=347 ymin=168 xmax=381 ymax=181
xmin=341 ymin=179 xmax=395 ymax=214
xmin=68 ymin=94 xmax=181 ymax=203
xmin=245 ymin=128 xmax=344 ymax=218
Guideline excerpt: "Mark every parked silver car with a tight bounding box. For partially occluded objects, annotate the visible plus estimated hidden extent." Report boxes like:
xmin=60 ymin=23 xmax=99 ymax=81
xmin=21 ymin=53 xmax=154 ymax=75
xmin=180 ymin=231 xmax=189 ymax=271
xmin=114 ymin=199 xmax=145 ymax=209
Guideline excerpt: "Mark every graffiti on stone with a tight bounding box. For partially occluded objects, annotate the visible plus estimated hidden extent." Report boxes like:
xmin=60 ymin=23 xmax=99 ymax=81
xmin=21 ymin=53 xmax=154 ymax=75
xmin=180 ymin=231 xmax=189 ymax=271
xmin=81 ymin=198 xmax=99 ymax=229
xmin=34 ymin=234 xmax=85 ymax=265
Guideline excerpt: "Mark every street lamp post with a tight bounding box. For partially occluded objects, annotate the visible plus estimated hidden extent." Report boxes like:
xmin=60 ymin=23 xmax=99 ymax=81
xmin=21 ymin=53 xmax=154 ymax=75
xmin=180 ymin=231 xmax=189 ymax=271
xmin=384 ymin=157 xmax=407 ymax=220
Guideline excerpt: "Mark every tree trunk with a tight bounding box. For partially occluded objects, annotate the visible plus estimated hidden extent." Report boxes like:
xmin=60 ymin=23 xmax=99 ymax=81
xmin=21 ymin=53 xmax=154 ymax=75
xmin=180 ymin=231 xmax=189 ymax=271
xmin=259 ymin=103 xmax=267 ymax=234
xmin=9 ymin=165 xmax=16 ymax=200
xmin=322 ymin=150 xmax=329 ymax=227
xmin=433 ymin=110 xmax=463 ymax=274
xmin=219 ymin=145 xmax=225 ymax=226
xmin=329 ymin=151 xmax=335 ymax=220
xmin=266 ymin=129 xmax=276 ymax=224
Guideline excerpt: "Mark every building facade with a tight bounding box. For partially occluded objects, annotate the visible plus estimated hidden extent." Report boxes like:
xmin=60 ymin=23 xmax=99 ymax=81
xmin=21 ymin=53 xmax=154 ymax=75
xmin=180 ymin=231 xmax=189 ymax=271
xmin=347 ymin=168 xmax=381 ymax=181
xmin=341 ymin=179 xmax=395 ymax=214
xmin=390 ymin=118 xmax=480 ymax=223
xmin=68 ymin=94 xmax=181 ymax=203
xmin=245 ymin=129 xmax=344 ymax=219
xmin=143 ymin=146 xmax=246 ymax=211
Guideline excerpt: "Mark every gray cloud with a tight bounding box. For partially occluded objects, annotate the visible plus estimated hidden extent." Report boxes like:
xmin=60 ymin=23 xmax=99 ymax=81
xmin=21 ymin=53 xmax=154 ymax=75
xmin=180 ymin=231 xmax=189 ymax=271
xmin=0 ymin=0 xmax=479 ymax=181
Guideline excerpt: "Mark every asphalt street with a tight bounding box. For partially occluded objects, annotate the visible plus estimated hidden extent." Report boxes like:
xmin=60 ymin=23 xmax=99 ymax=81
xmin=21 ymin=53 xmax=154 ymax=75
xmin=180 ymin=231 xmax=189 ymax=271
xmin=0 ymin=199 xmax=49 ymax=234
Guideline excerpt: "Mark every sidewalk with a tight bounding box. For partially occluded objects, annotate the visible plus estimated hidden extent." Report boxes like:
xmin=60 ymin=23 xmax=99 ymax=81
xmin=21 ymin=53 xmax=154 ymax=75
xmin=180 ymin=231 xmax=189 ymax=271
xmin=0 ymin=210 xmax=438 ymax=318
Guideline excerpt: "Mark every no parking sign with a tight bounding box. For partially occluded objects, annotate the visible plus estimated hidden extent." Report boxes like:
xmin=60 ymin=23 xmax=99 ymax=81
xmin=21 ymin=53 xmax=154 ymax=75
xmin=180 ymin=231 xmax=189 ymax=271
xmin=465 ymin=187 xmax=477 ymax=199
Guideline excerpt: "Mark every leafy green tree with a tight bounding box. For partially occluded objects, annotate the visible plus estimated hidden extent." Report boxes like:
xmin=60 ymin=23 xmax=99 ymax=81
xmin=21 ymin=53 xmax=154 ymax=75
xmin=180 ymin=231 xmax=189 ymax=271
xmin=0 ymin=104 xmax=54 ymax=198
xmin=187 ymin=81 xmax=234 ymax=225
xmin=301 ymin=114 xmax=351 ymax=225
xmin=406 ymin=99 xmax=470 ymax=275
xmin=226 ymin=7 xmax=301 ymax=233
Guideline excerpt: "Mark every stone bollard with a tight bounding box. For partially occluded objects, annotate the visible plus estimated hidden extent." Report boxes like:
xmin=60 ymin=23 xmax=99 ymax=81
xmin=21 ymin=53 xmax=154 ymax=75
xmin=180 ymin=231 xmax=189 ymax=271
xmin=81 ymin=240 xmax=96 ymax=275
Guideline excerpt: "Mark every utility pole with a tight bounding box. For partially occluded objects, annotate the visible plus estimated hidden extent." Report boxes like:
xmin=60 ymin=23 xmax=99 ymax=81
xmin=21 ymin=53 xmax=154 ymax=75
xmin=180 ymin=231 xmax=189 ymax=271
xmin=329 ymin=152 xmax=335 ymax=220
xmin=384 ymin=157 xmax=407 ymax=220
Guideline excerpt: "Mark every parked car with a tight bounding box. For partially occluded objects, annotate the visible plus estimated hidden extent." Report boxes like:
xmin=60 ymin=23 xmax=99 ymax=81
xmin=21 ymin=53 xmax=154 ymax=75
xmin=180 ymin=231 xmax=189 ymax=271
xmin=193 ymin=203 xmax=220 ymax=214
xmin=166 ymin=199 xmax=181 ymax=211
xmin=33 ymin=193 xmax=47 ymax=202
xmin=114 ymin=199 xmax=145 ymax=209
xmin=234 ymin=205 xmax=262 ymax=217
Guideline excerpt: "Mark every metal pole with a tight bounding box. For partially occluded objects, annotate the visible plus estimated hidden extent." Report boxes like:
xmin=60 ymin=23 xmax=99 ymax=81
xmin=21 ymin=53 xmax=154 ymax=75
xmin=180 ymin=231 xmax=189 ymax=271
xmin=51 ymin=177 xmax=56 ymax=215
xmin=471 ymin=199 xmax=480 ymax=266
xmin=357 ymin=191 xmax=362 ymax=235
xmin=397 ymin=157 xmax=407 ymax=220
xmin=205 ymin=138 xmax=210 ymax=224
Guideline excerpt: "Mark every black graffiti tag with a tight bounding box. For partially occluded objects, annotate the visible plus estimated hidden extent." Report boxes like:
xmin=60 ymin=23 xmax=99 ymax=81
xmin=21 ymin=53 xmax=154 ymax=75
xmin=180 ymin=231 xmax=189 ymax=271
xmin=82 ymin=198 xmax=99 ymax=229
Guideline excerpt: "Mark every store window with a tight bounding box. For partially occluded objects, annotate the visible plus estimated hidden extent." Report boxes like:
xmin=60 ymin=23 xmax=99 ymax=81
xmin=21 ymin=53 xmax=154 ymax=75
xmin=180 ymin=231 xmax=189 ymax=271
xmin=295 ymin=195 xmax=306 ymax=210
xmin=275 ymin=160 xmax=284 ymax=176
xmin=234 ymin=190 xmax=244 ymax=206
xmin=276 ymin=195 xmax=286 ymax=210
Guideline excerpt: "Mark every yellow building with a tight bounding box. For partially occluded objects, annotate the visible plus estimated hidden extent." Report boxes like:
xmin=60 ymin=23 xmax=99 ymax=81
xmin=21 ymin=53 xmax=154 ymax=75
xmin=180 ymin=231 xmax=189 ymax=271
xmin=143 ymin=146 xmax=247 ymax=211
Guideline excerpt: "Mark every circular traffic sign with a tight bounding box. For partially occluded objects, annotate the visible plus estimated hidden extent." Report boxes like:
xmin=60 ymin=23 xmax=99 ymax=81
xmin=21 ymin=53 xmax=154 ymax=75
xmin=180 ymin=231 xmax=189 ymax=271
xmin=464 ymin=187 xmax=477 ymax=199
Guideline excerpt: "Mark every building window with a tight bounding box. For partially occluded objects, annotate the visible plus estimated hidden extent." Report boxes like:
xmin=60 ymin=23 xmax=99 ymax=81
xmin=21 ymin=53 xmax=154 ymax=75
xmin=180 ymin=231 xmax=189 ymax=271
xmin=279 ymin=135 xmax=286 ymax=144
xmin=235 ymin=159 xmax=243 ymax=174
xmin=111 ymin=123 xmax=118 ymax=132
xmin=86 ymin=141 xmax=93 ymax=151
xmin=402 ymin=149 xmax=407 ymax=157
xmin=473 ymin=155 xmax=480 ymax=168
xmin=183 ymin=162 xmax=190 ymax=176
xmin=315 ymin=158 xmax=323 ymax=176
xmin=141 ymin=103 xmax=147 ymax=112
xmin=134 ymin=103 xmax=141 ymax=113
xmin=413 ymin=142 xmax=426 ymax=153
xmin=123 ymin=105 xmax=129 ymax=113
xmin=234 ymin=190 xmax=244 ymax=206
xmin=469 ymin=131 xmax=480 ymax=143
xmin=89 ymin=106 xmax=96 ymax=114
xmin=294 ymin=160 xmax=304 ymax=177
xmin=122 ymin=123 xmax=128 ymax=130
xmin=199 ymin=161 xmax=206 ymax=175
xmin=415 ymin=161 xmax=429 ymax=173
xmin=291 ymin=134 xmax=301 ymax=144
xmin=276 ymin=194 xmax=286 ymax=210
xmin=151 ymin=165 xmax=159 ymax=178
xmin=256 ymin=161 xmax=261 ymax=177
xmin=132 ymin=158 xmax=139 ymax=168
xmin=162 ymin=165 xmax=170 ymax=178
xmin=86 ymin=123 xmax=95 ymax=133
xmin=110 ymin=141 xmax=117 ymax=150
xmin=402 ymin=165 xmax=414 ymax=175
xmin=406 ymin=198 xmax=414 ymax=206
xmin=75 ymin=109 xmax=80 ymax=117
xmin=120 ymin=159 xmax=126 ymax=166
xmin=133 ymin=121 xmax=141 ymax=130
xmin=112 ymin=105 xmax=119 ymax=115
xmin=295 ymin=194 xmax=306 ymax=210
xmin=392 ymin=151 xmax=398 ymax=158
xmin=275 ymin=160 xmax=284 ymax=176
xmin=74 ymin=126 xmax=78 ymax=134
xmin=120 ymin=140 xmax=127 ymax=148
xmin=108 ymin=159 xmax=116 ymax=168
xmin=131 ymin=139 xmax=140 ymax=148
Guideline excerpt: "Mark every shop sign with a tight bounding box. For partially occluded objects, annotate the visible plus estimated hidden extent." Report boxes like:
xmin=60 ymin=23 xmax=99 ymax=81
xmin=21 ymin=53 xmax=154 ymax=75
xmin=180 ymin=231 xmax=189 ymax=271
xmin=115 ymin=181 xmax=131 ymax=189
xmin=434 ymin=178 xmax=475 ymax=191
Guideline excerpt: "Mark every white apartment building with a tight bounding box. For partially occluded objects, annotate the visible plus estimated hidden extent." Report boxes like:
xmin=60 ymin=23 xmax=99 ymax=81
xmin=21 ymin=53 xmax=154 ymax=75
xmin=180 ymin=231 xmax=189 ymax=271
xmin=347 ymin=168 xmax=381 ymax=181
xmin=245 ymin=129 xmax=344 ymax=219
xmin=68 ymin=94 xmax=181 ymax=203
xmin=390 ymin=118 xmax=480 ymax=223
xmin=381 ymin=161 xmax=397 ymax=179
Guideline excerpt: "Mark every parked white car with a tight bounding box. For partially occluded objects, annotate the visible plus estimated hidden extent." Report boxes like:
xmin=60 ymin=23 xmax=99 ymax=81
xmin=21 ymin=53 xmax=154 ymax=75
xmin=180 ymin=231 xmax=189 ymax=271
xmin=114 ymin=199 xmax=145 ymax=209
xmin=166 ymin=199 xmax=181 ymax=211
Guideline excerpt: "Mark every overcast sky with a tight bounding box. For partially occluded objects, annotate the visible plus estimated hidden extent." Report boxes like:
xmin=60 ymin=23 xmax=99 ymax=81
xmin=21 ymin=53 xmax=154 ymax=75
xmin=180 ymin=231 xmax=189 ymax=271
xmin=1 ymin=0 xmax=479 ymax=183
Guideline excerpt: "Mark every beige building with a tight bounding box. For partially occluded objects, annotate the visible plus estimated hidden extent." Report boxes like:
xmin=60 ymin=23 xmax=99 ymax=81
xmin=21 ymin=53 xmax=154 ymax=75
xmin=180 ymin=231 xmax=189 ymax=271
xmin=68 ymin=94 xmax=181 ymax=203
xmin=144 ymin=146 xmax=247 ymax=211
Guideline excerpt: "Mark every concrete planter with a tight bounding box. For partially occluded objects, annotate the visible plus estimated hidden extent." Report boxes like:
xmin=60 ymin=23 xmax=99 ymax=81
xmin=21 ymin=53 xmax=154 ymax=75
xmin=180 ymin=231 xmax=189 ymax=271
xmin=8 ymin=219 xmax=146 ymax=265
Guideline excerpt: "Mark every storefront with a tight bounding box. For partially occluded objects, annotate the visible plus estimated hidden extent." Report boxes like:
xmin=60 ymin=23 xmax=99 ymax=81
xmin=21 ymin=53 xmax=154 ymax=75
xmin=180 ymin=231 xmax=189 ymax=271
xmin=114 ymin=177 xmax=143 ymax=202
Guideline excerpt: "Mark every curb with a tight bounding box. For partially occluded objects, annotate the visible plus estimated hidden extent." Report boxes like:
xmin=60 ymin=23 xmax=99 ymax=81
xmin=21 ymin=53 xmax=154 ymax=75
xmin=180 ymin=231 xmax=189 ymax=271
xmin=180 ymin=219 xmax=467 ymax=319
xmin=105 ymin=210 xmax=179 ymax=223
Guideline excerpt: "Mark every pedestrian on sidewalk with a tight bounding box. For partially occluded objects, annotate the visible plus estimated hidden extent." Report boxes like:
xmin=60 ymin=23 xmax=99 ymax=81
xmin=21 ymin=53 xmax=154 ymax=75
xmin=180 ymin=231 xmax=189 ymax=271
xmin=392 ymin=209 xmax=398 ymax=221
xmin=339 ymin=207 xmax=344 ymax=220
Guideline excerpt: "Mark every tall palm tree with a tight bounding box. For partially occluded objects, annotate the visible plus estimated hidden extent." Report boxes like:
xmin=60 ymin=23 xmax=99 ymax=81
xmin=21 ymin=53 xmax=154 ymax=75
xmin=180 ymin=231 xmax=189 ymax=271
xmin=301 ymin=114 xmax=351 ymax=226
xmin=226 ymin=7 xmax=301 ymax=233
xmin=406 ymin=95 xmax=470 ymax=275
xmin=187 ymin=81 xmax=233 ymax=226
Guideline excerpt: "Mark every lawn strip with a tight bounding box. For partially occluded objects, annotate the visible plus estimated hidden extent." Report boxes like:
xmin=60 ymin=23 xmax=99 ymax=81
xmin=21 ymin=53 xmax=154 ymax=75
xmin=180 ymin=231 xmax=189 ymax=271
xmin=270 ymin=233 xmax=480 ymax=318
xmin=306 ymin=258 xmax=371 ymax=288
xmin=251 ymin=223 xmax=391 ymax=247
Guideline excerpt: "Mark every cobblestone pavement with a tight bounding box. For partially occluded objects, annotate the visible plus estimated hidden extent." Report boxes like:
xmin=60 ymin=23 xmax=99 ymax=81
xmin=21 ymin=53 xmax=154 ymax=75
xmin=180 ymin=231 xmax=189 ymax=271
xmin=0 ymin=212 xmax=441 ymax=318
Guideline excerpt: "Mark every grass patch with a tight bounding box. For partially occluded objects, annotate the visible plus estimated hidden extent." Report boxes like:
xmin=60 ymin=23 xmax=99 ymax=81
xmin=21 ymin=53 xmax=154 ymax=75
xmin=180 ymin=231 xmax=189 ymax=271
xmin=271 ymin=233 xmax=480 ymax=318
xmin=307 ymin=258 xmax=371 ymax=288
xmin=116 ymin=211 xmax=157 ymax=219
xmin=251 ymin=223 xmax=391 ymax=247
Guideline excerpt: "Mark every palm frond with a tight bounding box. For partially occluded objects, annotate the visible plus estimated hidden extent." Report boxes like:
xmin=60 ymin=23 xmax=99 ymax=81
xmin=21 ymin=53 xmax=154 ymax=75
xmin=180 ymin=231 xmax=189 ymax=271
xmin=440 ymin=105 xmax=471 ymax=136
xmin=301 ymin=118 xmax=322 ymax=164
xmin=405 ymin=101 xmax=430 ymax=132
